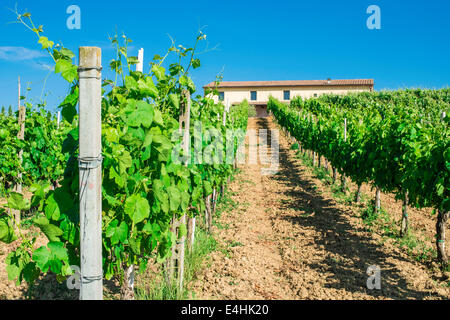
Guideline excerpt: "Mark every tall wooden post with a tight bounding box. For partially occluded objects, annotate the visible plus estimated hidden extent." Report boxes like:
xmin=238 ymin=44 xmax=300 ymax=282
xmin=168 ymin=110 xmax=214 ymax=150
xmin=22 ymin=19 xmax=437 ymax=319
xmin=340 ymin=118 xmax=347 ymax=192
xmin=187 ymin=213 xmax=196 ymax=251
xmin=13 ymin=76 xmax=25 ymax=227
xmin=169 ymin=90 xmax=191 ymax=293
xmin=374 ymin=187 xmax=381 ymax=213
xmin=436 ymin=111 xmax=448 ymax=267
xmin=78 ymin=47 xmax=103 ymax=300
xmin=400 ymin=191 xmax=409 ymax=236
xmin=436 ymin=209 xmax=449 ymax=266
xmin=355 ymin=183 xmax=362 ymax=203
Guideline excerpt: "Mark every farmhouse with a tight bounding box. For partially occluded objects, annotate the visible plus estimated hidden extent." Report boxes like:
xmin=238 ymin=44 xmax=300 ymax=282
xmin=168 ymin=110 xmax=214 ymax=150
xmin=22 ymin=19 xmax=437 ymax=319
xmin=203 ymin=79 xmax=374 ymax=117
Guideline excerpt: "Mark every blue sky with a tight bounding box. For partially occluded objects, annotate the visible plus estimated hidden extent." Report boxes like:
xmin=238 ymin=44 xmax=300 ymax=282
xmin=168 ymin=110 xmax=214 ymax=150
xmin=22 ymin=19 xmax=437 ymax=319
xmin=0 ymin=0 xmax=449 ymax=113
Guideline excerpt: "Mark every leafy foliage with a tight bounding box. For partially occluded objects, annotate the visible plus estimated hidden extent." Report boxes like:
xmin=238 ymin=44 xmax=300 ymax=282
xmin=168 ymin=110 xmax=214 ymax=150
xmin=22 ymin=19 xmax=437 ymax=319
xmin=269 ymin=91 xmax=449 ymax=212
xmin=0 ymin=105 xmax=70 ymax=194
xmin=1 ymin=10 xmax=249 ymax=290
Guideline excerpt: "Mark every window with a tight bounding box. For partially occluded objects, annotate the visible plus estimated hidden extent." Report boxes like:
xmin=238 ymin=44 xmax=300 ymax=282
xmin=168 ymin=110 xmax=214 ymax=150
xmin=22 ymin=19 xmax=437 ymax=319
xmin=283 ymin=90 xmax=290 ymax=100
xmin=218 ymin=92 xmax=225 ymax=101
xmin=314 ymin=93 xmax=318 ymax=97
xmin=250 ymin=91 xmax=257 ymax=101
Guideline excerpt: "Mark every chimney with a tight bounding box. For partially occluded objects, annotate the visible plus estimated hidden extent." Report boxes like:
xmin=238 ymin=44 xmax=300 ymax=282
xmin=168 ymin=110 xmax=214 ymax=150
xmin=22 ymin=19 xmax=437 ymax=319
xmin=327 ymin=78 xmax=331 ymax=84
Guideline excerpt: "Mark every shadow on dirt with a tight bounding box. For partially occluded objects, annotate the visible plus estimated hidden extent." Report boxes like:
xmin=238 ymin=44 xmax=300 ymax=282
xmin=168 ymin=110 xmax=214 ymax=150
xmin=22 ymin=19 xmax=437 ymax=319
xmin=13 ymin=272 xmax=120 ymax=300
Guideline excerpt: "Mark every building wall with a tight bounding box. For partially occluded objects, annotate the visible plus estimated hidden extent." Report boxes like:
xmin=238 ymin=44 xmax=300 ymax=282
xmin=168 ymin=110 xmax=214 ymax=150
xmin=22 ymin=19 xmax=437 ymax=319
xmin=207 ymin=85 xmax=373 ymax=105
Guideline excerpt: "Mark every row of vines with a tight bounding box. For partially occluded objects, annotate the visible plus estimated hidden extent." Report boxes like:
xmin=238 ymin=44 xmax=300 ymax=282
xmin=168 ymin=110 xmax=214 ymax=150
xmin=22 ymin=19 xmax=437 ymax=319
xmin=268 ymin=89 xmax=449 ymax=267
xmin=0 ymin=10 xmax=249 ymax=299
xmin=0 ymin=106 xmax=69 ymax=194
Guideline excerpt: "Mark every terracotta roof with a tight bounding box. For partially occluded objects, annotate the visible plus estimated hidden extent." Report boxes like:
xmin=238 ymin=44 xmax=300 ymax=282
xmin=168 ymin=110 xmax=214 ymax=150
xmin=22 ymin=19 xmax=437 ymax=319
xmin=247 ymin=101 xmax=271 ymax=105
xmin=203 ymin=79 xmax=374 ymax=89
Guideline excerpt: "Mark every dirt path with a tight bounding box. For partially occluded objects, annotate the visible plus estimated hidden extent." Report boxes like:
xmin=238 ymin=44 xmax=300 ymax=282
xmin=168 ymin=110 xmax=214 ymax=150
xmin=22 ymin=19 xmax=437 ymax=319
xmin=190 ymin=117 xmax=449 ymax=300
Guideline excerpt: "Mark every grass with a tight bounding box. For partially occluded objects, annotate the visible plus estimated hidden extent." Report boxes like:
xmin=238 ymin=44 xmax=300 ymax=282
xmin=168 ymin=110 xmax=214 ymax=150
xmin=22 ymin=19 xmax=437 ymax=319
xmin=20 ymin=215 xmax=36 ymax=230
xmin=214 ymin=221 xmax=230 ymax=230
xmin=359 ymin=200 xmax=437 ymax=264
xmin=360 ymin=201 xmax=384 ymax=227
xmin=330 ymin=183 xmax=354 ymax=204
xmin=135 ymin=226 xmax=217 ymax=300
xmin=239 ymin=179 xmax=256 ymax=186
xmin=295 ymin=150 xmax=334 ymax=186
xmin=228 ymin=240 xmax=243 ymax=248
xmin=213 ymin=188 xmax=237 ymax=221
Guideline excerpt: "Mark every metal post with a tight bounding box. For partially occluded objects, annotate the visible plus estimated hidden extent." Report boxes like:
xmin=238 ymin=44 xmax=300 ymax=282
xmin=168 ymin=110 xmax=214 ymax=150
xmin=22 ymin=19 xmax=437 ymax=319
xmin=78 ymin=47 xmax=103 ymax=300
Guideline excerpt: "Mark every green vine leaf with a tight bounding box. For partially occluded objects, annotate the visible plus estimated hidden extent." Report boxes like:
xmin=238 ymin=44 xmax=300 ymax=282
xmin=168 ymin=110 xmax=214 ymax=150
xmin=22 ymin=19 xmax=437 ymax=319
xmin=55 ymin=59 xmax=78 ymax=83
xmin=33 ymin=216 xmax=63 ymax=242
xmin=106 ymin=220 xmax=128 ymax=245
xmin=7 ymin=192 xmax=30 ymax=211
xmin=38 ymin=36 xmax=54 ymax=49
xmin=124 ymin=194 xmax=150 ymax=224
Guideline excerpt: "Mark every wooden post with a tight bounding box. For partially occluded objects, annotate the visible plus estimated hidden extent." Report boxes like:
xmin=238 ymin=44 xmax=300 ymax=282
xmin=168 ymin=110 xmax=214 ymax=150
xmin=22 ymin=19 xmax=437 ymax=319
xmin=436 ymin=111 xmax=448 ymax=267
xmin=78 ymin=47 xmax=103 ymax=300
xmin=173 ymin=90 xmax=191 ymax=293
xmin=121 ymin=264 xmax=135 ymax=300
xmin=167 ymin=217 xmax=178 ymax=282
xmin=205 ymin=195 xmax=213 ymax=233
xmin=436 ymin=209 xmax=449 ymax=266
xmin=13 ymin=76 xmax=25 ymax=227
xmin=375 ymin=187 xmax=381 ymax=214
xmin=209 ymin=194 xmax=213 ymax=230
xmin=212 ymin=188 xmax=218 ymax=215
xmin=400 ymin=191 xmax=409 ymax=236
xmin=203 ymin=204 xmax=209 ymax=232
xmin=344 ymin=118 xmax=347 ymax=142
xmin=187 ymin=213 xmax=196 ymax=251
xmin=316 ymin=115 xmax=321 ymax=168
xmin=332 ymin=167 xmax=337 ymax=183
xmin=355 ymin=183 xmax=362 ymax=203
xmin=312 ymin=114 xmax=316 ymax=166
